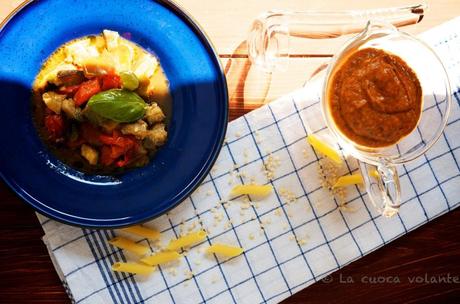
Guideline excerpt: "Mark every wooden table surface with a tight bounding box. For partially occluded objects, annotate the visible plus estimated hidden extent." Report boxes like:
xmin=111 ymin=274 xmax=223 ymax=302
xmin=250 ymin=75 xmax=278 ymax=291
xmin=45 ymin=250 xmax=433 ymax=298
xmin=1 ymin=0 xmax=460 ymax=303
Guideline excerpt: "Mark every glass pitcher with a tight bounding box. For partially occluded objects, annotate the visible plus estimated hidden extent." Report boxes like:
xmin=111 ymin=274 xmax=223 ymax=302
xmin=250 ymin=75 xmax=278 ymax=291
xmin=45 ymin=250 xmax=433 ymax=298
xmin=248 ymin=4 xmax=426 ymax=72
xmin=321 ymin=20 xmax=451 ymax=217
xmin=249 ymin=9 xmax=452 ymax=217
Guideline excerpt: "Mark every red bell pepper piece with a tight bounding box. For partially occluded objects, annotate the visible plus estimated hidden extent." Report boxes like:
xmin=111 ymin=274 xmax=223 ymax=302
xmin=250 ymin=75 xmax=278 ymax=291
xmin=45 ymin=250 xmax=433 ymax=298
xmin=98 ymin=134 xmax=116 ymax=146
xmin=98 ymin=130 xmax=140 ymax=167
xmin=116 ymin=153 xmax=132 ymax=167
xmin=74 ymin=78 xmax=101 ymax=106
xmin=101 ymin=74 xmax=121 ymax=91
xmin=58 ymin=85 xmax=81 ymax=96
xmin=100 ymin=145 xmax=115 ymax=166
xmin=110 ymin=145 xmax=127 ymax=159
xmin=44 ymin=114 xmax=65 ymax=140
xmin=99 ymin=131 xmax=135 ymax=149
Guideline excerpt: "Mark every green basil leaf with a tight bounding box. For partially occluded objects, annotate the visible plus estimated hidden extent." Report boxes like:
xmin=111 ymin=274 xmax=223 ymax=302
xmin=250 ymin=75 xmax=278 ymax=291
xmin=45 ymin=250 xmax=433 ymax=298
xmin=87 ymin=89 xmax=146 ymax=123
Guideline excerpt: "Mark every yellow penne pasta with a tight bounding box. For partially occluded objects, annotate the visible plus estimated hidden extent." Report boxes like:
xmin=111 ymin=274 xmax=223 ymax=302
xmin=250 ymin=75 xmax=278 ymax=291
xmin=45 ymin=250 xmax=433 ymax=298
xmin=108 ymin=237 xmax=149 ymax=255
xmin=307 ymin=134 xmax=342 ymax=164
xmin=333 ymin=174 xmax=363 ymax=188
xmin=140 ymin=251 xmax=181 ymax=266
xmin=121 ymin=225 xmax=160 ymax=240
xmin=112 ymin=262 xmax=155 ymax=275
xmin=369 ymin=169 xmax=380 ymax=179
xmin=230 ymin=184 xmax=272 ymax=197
xmin=166 ymin=230 xmax=207 ymax=251
xmin=206 ymin=244 xmax=244 ymax=257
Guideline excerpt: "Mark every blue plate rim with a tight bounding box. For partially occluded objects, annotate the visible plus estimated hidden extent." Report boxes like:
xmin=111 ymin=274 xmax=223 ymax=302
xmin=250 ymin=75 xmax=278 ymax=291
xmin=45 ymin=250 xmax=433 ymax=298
xmin=0 ymin=0 xmax=229 ymax=228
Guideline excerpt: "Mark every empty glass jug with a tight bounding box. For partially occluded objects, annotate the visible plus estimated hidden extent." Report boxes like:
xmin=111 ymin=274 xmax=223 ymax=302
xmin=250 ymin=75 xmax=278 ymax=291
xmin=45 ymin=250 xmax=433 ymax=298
xmin=248 ymin=4 xmax=426 ymax=72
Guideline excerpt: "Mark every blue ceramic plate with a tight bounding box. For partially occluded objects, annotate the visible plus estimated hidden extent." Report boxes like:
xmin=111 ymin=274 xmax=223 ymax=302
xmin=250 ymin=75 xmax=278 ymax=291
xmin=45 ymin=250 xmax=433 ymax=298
xmin=0 ymin=0 xmax=228 ymax=227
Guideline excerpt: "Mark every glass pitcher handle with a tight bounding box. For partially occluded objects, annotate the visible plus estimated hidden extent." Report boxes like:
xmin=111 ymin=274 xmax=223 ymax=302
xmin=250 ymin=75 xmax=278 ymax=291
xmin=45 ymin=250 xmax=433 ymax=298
xmin=359 ymin=161 xmax=401 ymax=217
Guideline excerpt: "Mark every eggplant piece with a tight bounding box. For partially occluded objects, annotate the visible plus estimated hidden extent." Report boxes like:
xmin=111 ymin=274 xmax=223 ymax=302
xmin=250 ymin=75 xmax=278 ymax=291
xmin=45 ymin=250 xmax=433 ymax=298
xmin=42 ymin=91 xmax=66 ymax=114
xmin=121 ymin=120 xmax=148 ymax=138
xmin=143 ymin=123 xmax=167 ymax=150
xmin=144 ymin=103 xmax=165 ymax=125
xmin=56 ymin=70 xmax=85 ymax=86
xmin=62 ymin=98 xmax=82 ymax=120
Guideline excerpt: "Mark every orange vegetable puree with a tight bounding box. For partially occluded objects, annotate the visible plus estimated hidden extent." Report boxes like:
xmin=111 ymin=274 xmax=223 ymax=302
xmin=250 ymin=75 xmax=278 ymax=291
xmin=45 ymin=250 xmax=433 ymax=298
xmin=327 ymin=48 xmax=422 ymax=148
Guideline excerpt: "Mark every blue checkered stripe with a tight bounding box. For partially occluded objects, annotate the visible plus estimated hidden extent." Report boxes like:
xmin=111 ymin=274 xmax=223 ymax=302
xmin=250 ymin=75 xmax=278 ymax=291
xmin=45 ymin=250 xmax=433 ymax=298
xmin=39 ymin=18 xmax=460 ymax=304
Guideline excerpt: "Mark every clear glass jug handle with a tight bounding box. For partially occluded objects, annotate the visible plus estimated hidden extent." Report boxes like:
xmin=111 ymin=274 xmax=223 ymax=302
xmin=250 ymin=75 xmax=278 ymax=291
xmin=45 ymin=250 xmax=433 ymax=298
xmin=359 ymin=161 xmax=401 ymax=218
xmin=247 ymin=4 xmax=427 ymax=71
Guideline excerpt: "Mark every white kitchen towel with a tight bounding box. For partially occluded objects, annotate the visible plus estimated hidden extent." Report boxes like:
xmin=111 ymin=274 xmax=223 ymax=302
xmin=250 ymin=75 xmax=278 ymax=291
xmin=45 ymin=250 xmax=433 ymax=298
xmin=37 ymin=17 xmax=460 ymax=304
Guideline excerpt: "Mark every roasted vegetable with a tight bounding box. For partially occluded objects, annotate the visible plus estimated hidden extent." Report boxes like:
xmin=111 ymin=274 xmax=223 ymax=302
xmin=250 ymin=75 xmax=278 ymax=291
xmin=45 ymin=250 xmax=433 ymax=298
xmin=42 ymin=92 xmax=66 ymax=114
xmin=120 ymin=71 xmax=139 ymax=91
xmin=56 ymin=70 xmax=85 ymax=86
xmin=61 ymin=99 xmax=81 ymax=120
xmin=101 ymin=74 xmax=122 ymax=91
xmin=58 ymin=85 xmax=80 ymax=96
xmin=103 ymin=29 xmax=120 ymax=51
xmin=44 ymin=113 xmax=65 ymax=141
xmin=143 ymin=123 xmax=167 ymax=150
xmin=100 ymin=120 xmax=119 ymax=133
xmin=145 ymin=103 xmax=165 ymax=125
xmin=121 ymin=120 xmax=148 ymax=138
xmin=81 ymin=144 xmax=99 ymax=165
xmin=80 ymin=123 xmax=102 ymax=146
xmin=33 ymin=30 xmax=169 ymax=174
xmin=74 ymin=78 xmax=101 ymax=106
xmin=98 ymin=130 xmax=140 ymax=167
